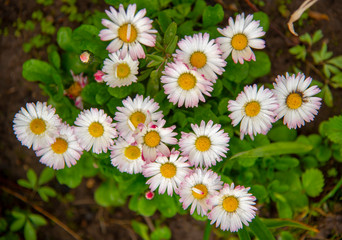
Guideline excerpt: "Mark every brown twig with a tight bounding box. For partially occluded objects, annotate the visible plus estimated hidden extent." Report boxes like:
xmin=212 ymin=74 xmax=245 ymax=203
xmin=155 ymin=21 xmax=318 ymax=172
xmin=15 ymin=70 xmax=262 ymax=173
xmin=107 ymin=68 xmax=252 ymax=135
xmin=143 ymin=216 xmax=155 ymax=232
xmin=1 ymin=185 xmax=82 ymax=240
xmin=244 ymin=0 xmax=259 ymax=12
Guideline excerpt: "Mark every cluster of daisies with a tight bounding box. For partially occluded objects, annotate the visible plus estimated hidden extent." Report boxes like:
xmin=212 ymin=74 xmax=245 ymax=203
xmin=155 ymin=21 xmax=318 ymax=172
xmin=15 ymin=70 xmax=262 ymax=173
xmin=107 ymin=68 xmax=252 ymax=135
xmin=13 ymin=95 xmax=256 ymax=232
xmin=13 ymin=3 xmax=323 ymax=233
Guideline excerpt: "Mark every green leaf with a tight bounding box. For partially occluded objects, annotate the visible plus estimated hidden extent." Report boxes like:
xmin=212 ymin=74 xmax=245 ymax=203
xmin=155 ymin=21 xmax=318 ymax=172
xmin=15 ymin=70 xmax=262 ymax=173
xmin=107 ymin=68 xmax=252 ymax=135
xmin=299 ymin=33 xmax=312 ymax=45
xmin=10 ymin=217 xmax=26 ymax=232
xmin=48 ymin=49 xmax=61 ymax=69
xmin=138 ymin=196 xmax=157 ymax=217
xmin=267 ymin=125 xmax=297 ymax=142
xmin=218 ymin=97 xmax=229 ymax=115
xmin=302 ymin=168 xmax=324 ymax=197
xmin=27 ymin=169 xmax=37 ymax=189
xmin=249 ymin=216 xmax=275 ymax=240
xmin=151 ymin=226 xmax=172 ymax=240
xmin=165 ymin=35 xmax=178 ymax=55
xmin=250 ymin=184 xmax=268 ymax=201
xmin=315 ymin=145 xmax=332 ymax=162
xmin=274 ymin=157 xmax=299 ymax=171
xmin=212 ymin=80 xmax=223 ymax=97
xmin=262 ymin=218 xmax=319 ymax=233
xmin=38 ymin=167 xmax=55 ymax=185
xmin=156 ymin=193 xmax=178 ymax=218
xmin=327 ymin=55 xmax=342 ymax=69
xmin=28 ymin=214 xmax=47 ymax=227
xmin=223 ymin=58 xmax=249 ymax=82
xmin=253 ymin=11 xmax=270 ymax=32
xmin=289 ymin=45 xmax=306 ymax=61
xmin=57 ymin=27 xmax=75 ymax=51
xmin=131 ymin=220 xmax=150 ymax=240
xmin=158 ymin=12 xmax=172 ymax=33
xmin=237 ymin=227 xmax=251 ymax=240
xmin=22 ymin=59 xmax=57 ymax=84
xmin=202 ymin=4 xmax=224 ymax=27
xmin=331 ymin=72 xmax=342 ymax=86
xmin=230 ymin=142 xmax=313 ymax=160
xmin=56 ymin=165 xmax=82 ymax=188
xmin=187 ymin=0 xmax=206 ymax=20
xmin=94 ymin=180 xmax=126 ymax=207
xmin=24 ymin=221 xmax=36 ymax=240
xmin=0 ymin=218 xmax=7 ymax=233
xmin=248 ymin=51 xmax=271 ymax=78
xmin=312 ymin=30 xmax=323 ymax=44
xmin=163 ymin=22 xmax=177 ymax=46
xmin=17 ymin=179 xmax=32 ymax=189
xmin=319 ymin=115 xmax=342 ymax=144
xmin=38 ymin=186 xmax=57 ymax=201
xmin=323 ymin=85 xmax=333 ymax=107
xmin=146 ymin=70 xmax=160 ymax=97
xmin=274 ymin=193 xmax=293 ymax=218
xmin=95 ymin=86 xmax=111 ymax=105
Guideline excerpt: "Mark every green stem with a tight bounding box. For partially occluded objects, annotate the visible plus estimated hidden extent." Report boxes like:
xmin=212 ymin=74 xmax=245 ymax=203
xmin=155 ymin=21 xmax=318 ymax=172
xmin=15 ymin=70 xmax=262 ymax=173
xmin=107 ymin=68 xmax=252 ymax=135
xmin=318 ymin=177 xmax=342 ymax=206
xmin=203 ymin=220 xmax=212 ymax=240
xmin=238 ymin=227 xmax=251 ymax=240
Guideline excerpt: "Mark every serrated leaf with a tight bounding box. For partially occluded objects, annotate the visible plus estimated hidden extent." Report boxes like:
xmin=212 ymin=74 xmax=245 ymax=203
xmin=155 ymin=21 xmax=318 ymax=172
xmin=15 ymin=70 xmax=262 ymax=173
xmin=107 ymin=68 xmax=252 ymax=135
xmin=131 ymin=220 xmax=150 ymax=240
xmin=302 ymin=168 xmax=324 ymax=197
xmin=202 ymin=4 xmax=224 ymax=27
xmin=327 ymin=55 xmax=342 ymax=69
xmin=28 ymin=214 xmax=47 ymax=227
xmin=320 ymin=115 xmax=342 ymax=144
xmin=38 ymin=167 xmax=55 ymax=185
xmin=24 ymin=221 xmax=36 ymax=240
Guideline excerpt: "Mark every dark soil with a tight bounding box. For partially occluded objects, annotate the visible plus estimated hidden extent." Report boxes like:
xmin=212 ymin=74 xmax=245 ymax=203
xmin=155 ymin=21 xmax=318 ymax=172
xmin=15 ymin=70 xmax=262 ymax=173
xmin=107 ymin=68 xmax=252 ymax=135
xmin=1 ymin=0 xmax=341 ymax=239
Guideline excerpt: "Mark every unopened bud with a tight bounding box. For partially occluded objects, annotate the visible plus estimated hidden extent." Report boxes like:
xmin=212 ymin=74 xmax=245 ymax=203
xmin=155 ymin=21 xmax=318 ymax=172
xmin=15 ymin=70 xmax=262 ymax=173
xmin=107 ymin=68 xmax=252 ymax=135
xmin=94 ymin=70 xmax=104 ymax=82
xmin=80 ymin=51 xmax=92 ymax=63
xmin=145 ymin=190 xmax=154 ymax=200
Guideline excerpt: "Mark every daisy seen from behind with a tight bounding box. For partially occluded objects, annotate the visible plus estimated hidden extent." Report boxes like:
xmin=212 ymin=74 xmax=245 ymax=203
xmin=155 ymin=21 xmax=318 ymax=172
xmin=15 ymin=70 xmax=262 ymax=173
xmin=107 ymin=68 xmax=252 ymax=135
xmin=65 ymin=70 xmax=88 ymax=109
xmin=178 ymin=168 xmax=223 ymax=216
xmin=217 ymin=13 xmax=265 ymax=64
xmin=74 ymin=108 xmax=117 ymax=154
xmin=115 ymin=95 xmax=163 ymax=139
xmin=143 ymin=150 xmax=191 ymax=196
xmin=228 ymin=84 xmax=278 ymax=140
xmin=207 ymin=183 xmax=257 ymax=232
xmin=102 ymin=51 xmax=139 ymax=88
xmin=35 ymin=123 xmax=83 ymax=170
xmin=13 ymin=102 xmax=62 ymax=150
xmin=174 ymin=33 xmax=226 ymax=82
xmin=135 ymin=119 xmax=177 ymax=163
xmin=272 ymin=72 xmax=322 ymax=129
xmin=161 ymin=61 xmax=213 ymax=108
xmin=110 ymin=137 xmax=145 ymax=174
xmin=179 ymin=120 xmax=229 ymax=168
xmin=99 ymin=4 xmax=157 ymax=60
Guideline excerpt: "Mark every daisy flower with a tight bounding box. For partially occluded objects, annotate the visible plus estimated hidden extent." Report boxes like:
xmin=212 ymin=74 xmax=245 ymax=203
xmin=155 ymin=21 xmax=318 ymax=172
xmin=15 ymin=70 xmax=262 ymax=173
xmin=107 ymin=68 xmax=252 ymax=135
xmin=161 ymin=61 xmax=213 ymax=108
xmin=35 ymin=123 xmax=83 ymax=170
xmin=143 ymin=150 xmax=191 ymax=196
xmin=13 ymin=102 xmax=62 ymax=150
xmin=65 ymin=70 xmax=88 ymax=109
xmin=272 ymin=72 xmax=322 ymax=129
xmin=228 ymin=84 xmax=278 ymax=140
xmin=102 ymin=51 xmax=139 ymax=88
xmin=114 ymin=95 xmax=163 ymax=139
xmin=74 ymin=108 xmax=117 ymax=154
xmin=99 ymin=4 xmax=157 ymax=60
xmin=207 ymin=183 xmax=257 ymax=232
xmin=179 ymin=120 xmax=229 ymax=168
xmin=174 ymin=33 xmax=226 ymax=82
xmin=178 ymin=168 xmax=223 ymax=216
xmin=135 ymin=119 xmax=177 ymax=163
xmin=216 ymin=13 xmax=265 ymax=64
xmin=110 ymin=137 xmax=145 ymax=174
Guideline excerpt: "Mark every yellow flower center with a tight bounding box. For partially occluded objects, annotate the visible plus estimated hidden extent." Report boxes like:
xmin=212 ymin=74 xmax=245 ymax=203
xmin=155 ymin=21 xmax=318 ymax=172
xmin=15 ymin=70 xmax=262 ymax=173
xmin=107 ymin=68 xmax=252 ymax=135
xmin=129 ymin=111 xmax=146 ymax=128
xmin=116 ymin=63 xmax=131 ymax=79
xmin=144 ymin=130 xmax=161 ymax=148
xmin=178 ymin=73 xmax=196 ymax=90
xmin=231 ymin=34 xmax=248 ymax=51
xmin=286 ymin=93 xmax=303 ymax=109
xmin=51 ymin=138 xmax=68 ymax=154
xmin=30 ymin=118 xmax=46 ymax=135
xmin=160 ymin=163 xmax=176 ymax=178
xmin=124 ymin=145 xmax=141 ymax=160
xmin=192 ymin=184 xmax=208 ymax=200
xmin=190 ymin=51 xmax=207 ymax=69
xmin=88 ymin=122 xmax=104 ymax=138
xmin=195 ymin=136 xmax=211 ymax=152
xmin=222 ymin=196 xmax=239 ymax=213
xmin=66 ymin=82 xmax=82 ymax=98
xmin=245 ymin=101 xmax=261 ymax=117
xmin=118 ymin=23 xmax=137 ymax=43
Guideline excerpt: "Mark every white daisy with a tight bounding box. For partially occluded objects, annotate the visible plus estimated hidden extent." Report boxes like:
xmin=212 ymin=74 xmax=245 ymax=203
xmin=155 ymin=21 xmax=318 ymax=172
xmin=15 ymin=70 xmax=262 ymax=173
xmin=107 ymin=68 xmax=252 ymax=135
xmin=99 ymin=4 xmax=157 ymax=60
xmin=178 ymin=168 xmax=223 ymax=216
xmin=228 ymin=84 xmax=278 ymax=140
xmin=143 ymin=150 xmax=191 ymax=196
xmin=135 ymin=119 xmax=177 ymax=163
xmin=35 ymin=123 xmax=83 ymax=170
xmin=179 ymin=120 xmax=229 ymax=168
xmin=272 ymin=72 xmax=322 ymax=129
xmin=174 ymin=32 xmax=226 ymax=82
xmin=74 ymin=108 xmax=117 ymax=154
xmin=161 ymin=61 xmax=213 ymax=108
xmin=216 ymin=13 xmax=265 ymax=64
xmin=13 ymin=102 xmax=62 ymax=150
xmin=102 ymin=51 xmax=139 ymax=88
xmin=114 ymin=95 xmax=163 ymax=139
xmin=110 ymin=137 xmax=145 ymax=174
xmin=207 ymin=183 xmax=257 ymax=232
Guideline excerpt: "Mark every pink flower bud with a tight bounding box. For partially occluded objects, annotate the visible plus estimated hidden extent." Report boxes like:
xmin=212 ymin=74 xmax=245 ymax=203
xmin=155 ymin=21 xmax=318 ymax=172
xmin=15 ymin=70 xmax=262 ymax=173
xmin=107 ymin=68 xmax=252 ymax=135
xmin=80 ymin=51 xmax=91 ymax=63
xmin=145 ymin=190 xmax=154 ymax=200
xmin=94 ymin=70 xmax=104 ymax=82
